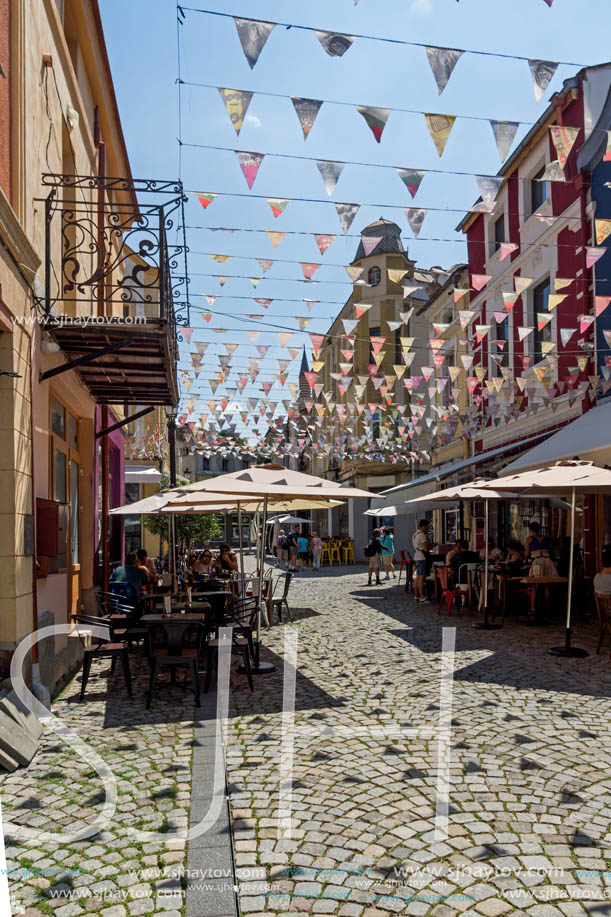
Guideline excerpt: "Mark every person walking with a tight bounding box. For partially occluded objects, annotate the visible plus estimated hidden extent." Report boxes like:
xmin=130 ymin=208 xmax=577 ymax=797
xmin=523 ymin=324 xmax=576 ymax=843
xmin=287 ymin=529 xmax=300 ymax=571
xmin=311 ymin=532 xmax=322 ymax=570
xmin=381 ymin=527 xmax=395 ymax=580
xmin=412 ymin=519 xmax=432 ymax=602
xmin=366 ymin=528 xmax=383 ymax=586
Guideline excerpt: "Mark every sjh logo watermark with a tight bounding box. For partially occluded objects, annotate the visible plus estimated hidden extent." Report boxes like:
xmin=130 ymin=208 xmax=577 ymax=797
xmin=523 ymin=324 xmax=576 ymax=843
xmin=6 ymin=624 xmax=458 ymax=850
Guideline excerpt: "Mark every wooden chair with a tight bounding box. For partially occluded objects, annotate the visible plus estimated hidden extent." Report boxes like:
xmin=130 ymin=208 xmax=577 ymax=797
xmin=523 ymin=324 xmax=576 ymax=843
xmin=270 ymin=572 xmax=294 ymax=623
xmin=397 ymin=551 xmax=413 ymax=590
xmin=436 ymin=567 xmax=464 ymax=617
xmin=595 ymin=593 xmax=611 ymax=655
xmin=146 ymin=619 xmax=205 ymax=710
xmin=320 ymin=543 xmax=331 ymax=566
xmin=72 ymin=614 xmax=132 ymax=701
xmin=342 ymin=543 xmax=355 ymax=565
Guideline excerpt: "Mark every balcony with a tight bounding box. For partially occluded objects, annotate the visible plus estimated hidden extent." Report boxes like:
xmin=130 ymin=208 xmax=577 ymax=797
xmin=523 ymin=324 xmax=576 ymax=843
xmin=38 ymin=174 xmax=190 ymax=406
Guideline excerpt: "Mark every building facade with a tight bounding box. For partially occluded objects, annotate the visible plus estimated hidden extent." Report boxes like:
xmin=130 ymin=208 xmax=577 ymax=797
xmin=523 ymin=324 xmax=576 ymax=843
xmin=0 ymin=1 xmax=179 ymax=693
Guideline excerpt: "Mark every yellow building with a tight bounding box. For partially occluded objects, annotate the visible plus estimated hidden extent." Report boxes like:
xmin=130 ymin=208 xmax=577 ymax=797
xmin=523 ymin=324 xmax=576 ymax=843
xmin=0 ymin=1 xmax=178 ymax=693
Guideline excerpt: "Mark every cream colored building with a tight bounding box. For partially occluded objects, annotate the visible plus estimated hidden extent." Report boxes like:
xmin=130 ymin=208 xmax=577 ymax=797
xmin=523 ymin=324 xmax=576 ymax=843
xmin=0 ymin=1 xmax=177 ymax=693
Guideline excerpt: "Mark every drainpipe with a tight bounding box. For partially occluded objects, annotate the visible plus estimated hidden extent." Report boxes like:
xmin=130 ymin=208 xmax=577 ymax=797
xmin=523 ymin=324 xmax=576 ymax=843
xmin=94 ymin=109 xmax=110 ymax=591
xmin=29 ymin=316 xmax=50 ymax=708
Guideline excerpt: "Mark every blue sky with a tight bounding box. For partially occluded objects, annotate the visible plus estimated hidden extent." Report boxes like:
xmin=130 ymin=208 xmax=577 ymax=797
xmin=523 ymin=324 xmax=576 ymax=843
xmin=99 ymin=0 xmax=610 ymax=437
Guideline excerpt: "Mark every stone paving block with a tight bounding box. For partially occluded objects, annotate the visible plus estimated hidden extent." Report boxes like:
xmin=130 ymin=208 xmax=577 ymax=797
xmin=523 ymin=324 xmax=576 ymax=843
xmin=0 ymin=709 xmax=38 ymax=766
xmin=0 ymin=692 xmax=44 ymax=741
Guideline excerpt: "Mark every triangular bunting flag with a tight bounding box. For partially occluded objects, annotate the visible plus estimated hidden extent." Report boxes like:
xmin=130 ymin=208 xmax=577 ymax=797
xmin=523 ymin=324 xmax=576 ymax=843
xmin=315 ymin=31 xmax=355 ymax=57
xmin=266 ymin=197 xmax=290 ymax=218
xmin=218 ymin=88 xmax=253 ymax=134
xmin=528 ymin=59 xmax=558 ymax=103
xmin=316 ymin=160 xmax=345 ymax=196
xmin=560 ymin=328 xmax=576 ymax=347
xmin=291 ymin=98 xmax=323 ymax=139
xmin=475 ymin=175 xmax=503 ymax=205
xmin=424 ymin=113 xmax=456 ymax=157
xmin=424 ymin=46 xmax=464 ymax=95
xmin=547 ymin=294 xmax=567 ymax=310
xmin=514 ymin=276 xmax=533 ymax=296
xmin=301 ymin=262 xmax=321 ymax=280
xmin=196 ymin=192 xmax=217 ymax=210
xmin=356 ymin=106 xmax=391 ymax=143
xmin=499 ymin=242 xmax=518 ymax=261
xmin=361 ymin=236 xmax=383 ymax=256
xmin=235 ymin=150 xmax=264 ymax=188
xmin=257 ymin=258 xmax=273 ymax=273
xmin=596 ymin=296 xmax=611 ymax=317
xmin=586 ymin=246 xmax=606 ymax=268
xmin=396 ymin=168 xmax=426 ymax=198
xmin=472 ymin=274 xmax=490 ymax=291
xmin=314 ymin=234 xmax=335 ymax=255
xmin=549 ymin=125 xmax=580 ymax=169
xmin=595 ymin=219 xmax=611 ymax=246
xmin=233 ymin=17 xmax=275 ymax=69
xmin=539 ymin=160 xmax=565 ymax=182
xmin=405 ymin=208 xmax=427 ymax=238
xmin=266 ymin=231 xmax=285 ymax=248
xmin=490 ymin=120 xmax=519 ymax=161
xmin=518 ymin=326 xmax=534 ymax=341
xmin=335 ymin=202 xmax=360 ymax=234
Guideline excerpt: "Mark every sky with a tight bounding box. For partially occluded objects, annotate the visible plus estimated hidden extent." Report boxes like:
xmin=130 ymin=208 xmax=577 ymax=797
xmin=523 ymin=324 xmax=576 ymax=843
xmin=99 ymin=0 xmax=611 ymax=441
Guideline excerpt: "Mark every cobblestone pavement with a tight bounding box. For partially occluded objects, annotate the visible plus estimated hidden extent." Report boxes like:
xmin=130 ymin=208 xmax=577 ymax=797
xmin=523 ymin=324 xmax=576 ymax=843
xmin=224 ymin=566 xmax=611 ymax=917
xmin=1 ymin=652 xmax=194 ymax=917
xmin=3 ymin=567 xmax=611 ymax=917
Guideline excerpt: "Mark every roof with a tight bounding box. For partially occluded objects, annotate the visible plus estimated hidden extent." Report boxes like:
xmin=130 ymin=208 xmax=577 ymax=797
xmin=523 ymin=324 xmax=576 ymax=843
xmin=352 ymin=217 xmax=406 ymax=261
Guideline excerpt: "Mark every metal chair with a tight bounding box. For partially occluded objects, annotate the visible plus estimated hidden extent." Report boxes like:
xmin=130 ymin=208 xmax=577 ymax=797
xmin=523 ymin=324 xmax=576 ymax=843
xmin=330 ymin=542 xmax=342 ymax=566
xmin=397 ymin=550 xmax=413 ymax=591
xmin=270 ymin=572 xmax=294 ymax=623
xmin=146 ymin=619 xmax=205 ymax=709
xmin=72 ymin=614 xmax=132 ymax=701
xmin=342 ymin=543 xmax=355 ymax=565
xmin=320 ymin=544 xmax=331 ymax=566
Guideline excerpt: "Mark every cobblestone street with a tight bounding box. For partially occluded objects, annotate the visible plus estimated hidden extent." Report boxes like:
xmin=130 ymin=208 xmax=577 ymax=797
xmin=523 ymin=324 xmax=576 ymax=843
xmin=3 ymin=566 xmax=611 ymax=916
xmin=225 ymin=567 xmax=611 ymax=917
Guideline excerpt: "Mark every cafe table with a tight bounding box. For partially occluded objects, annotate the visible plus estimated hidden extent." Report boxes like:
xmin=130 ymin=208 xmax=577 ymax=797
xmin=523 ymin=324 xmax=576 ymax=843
xmin=189 ymin=591 xmax=232 ymax=625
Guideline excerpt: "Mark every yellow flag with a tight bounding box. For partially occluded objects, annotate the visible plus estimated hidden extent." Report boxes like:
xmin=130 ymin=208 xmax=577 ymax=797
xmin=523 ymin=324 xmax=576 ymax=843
xmin=547 ymin=294 xmax=567 ymax=310
xmin=387 ymin=269 xmax=409 ymax=284
xmin=595 ymin=219 xmax=611 ymax=246
xmin=424 ymin=113 xmax=456 ymax=156
xmin=266 ymin=231 xmax=286 ymax=248
xmin=554 ymin=277 xmax=572 ymax=291
xmin=210 ymin=254 xmax=231 ymax=263
xmin=218 ymin=88 xmax=253 ymax=135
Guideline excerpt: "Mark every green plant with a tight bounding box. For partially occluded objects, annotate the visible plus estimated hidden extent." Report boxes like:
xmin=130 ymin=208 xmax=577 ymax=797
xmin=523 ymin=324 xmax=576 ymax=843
xmin=140 ymin=476 xmax=222 ymax=553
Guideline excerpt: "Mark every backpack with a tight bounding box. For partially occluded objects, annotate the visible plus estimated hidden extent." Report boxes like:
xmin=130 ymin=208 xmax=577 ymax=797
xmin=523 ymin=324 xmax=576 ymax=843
xmin=364 ymin=538 xmax=380 ymax=557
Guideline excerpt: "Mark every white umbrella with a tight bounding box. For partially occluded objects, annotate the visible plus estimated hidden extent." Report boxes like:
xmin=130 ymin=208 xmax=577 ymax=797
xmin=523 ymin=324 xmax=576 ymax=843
xmin=404 ymin=479 xmax=526 ymax=630
xmin=480 ymin=461 xmax=611 ymax=657
xmin=265 ymin=515 xmax=313 ymax=525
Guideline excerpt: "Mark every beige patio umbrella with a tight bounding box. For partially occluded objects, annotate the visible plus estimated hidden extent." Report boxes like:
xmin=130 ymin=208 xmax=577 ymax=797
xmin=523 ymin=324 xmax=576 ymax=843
xmin=405 ymin=479 xmax=529 ymax=630
xmin=166 ymin=465 xmax=373 ymax=672
xmin=480 ymin=461 xmax=611 ymax=657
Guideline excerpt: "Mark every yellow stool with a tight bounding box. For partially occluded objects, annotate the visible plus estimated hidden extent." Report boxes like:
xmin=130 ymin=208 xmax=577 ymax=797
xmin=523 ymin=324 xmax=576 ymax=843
xmin=330 ymin=543 xmax=341 ymax=565
xmin=320 ymin=544 xmax=331 ymax=566
xmin=342 ymin=544 xmax=355 ymax=564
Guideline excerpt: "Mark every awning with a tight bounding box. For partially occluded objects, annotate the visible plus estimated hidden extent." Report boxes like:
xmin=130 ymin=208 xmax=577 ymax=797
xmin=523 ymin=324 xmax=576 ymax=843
xmin=503 ymin=402 xmax=611 ymax=474
xmin=376 ymin=431 xmax=550 ymax=507
xmin=124 ymin=465 xmax=163 ymax=484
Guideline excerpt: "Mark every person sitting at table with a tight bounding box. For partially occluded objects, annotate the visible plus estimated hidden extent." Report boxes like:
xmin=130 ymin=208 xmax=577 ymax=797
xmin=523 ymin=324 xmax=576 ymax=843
xmin=524 ymin=521 xmax=549 ymax=561
xmin=479 ymin=538 xmax=503 ymax=564
xmin=137 ymin=548 xmax=156 ymax=583
xmin=215 ymin=543 xmax=238 ymax=574
xmin=448 ymin=539 xmax=479 ymax=585
xmin=192 ymin=550 xmax=213 ymax=576
xmin=505 ymin=539 xmax=525 ymax=572
xmin=111 ymin=552 xmax=149 ymax=593
xmin=594 ymin=549 xmax=611 ymax=596
xmin=445 ymin=542 xmax=460 ymax=567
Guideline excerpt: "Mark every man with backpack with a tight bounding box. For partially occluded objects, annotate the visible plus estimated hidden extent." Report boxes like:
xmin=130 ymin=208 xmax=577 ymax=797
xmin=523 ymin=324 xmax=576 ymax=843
xmin=365 ymin=528 xmax=383 ymax=586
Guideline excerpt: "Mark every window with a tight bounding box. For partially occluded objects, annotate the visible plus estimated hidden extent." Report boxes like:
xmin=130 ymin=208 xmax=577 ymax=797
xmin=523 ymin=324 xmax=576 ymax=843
xmin=54 ymin=450 xmax=67 ymax=503
xmin=493 ymin=214 xmax=505 ymax=253
xmin=492 ymin=317 xmax=509 ymax=378
xmin=51 ymin=396 xmax=65 ymax=438
xmin=221 ymin=458 xmax=229 ymax=472
xmin=68 ymin=414 xmax=79 ymax=450
xmin=71 ymin=460 xmax=79 ymax=565
xmin=533 ymin=278 xmax=552 ymax=364
xmin=368 ymin=266 xmax=381 ymax=287
xmin=530 ymin=165 xmax=547 ymax=214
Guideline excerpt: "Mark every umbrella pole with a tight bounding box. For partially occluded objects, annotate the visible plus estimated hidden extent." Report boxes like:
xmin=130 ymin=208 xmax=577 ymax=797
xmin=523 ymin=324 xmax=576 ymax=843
xmin=549 ymin=485 xmax=588 ymax=658
xmin=473 ymin=498 xmax=501 ymax=631
xmin=238 ymin=503 xmax=245 ymax=598
xmin=248 ymin=493 xmax=275 ymax=675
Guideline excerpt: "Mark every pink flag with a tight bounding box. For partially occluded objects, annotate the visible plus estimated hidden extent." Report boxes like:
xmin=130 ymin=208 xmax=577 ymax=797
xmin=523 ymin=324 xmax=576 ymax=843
xmin=313 ymin=234 xmax=335 ymax=255
xmin=309 ymin=333 xmax=325 ymax=352
xmin=235 ymin=151 xmax=265 ymax=189
xmin=301 ymin=262 xmax=321 ymax=280
xmin=182 ymin=327 xmax=194 ymax=343
xmin=472 ymin=274 xmax=491 ymax=291
xmin=499 ymin=243 xmax=518 ymax=261
xmin=596 ymin=296 xmax=611 ymax=317
xmin=586 ymin=246 xmax=606 ymax=269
